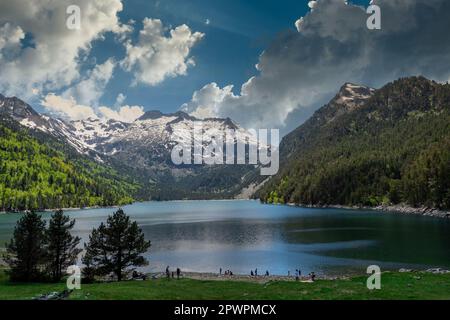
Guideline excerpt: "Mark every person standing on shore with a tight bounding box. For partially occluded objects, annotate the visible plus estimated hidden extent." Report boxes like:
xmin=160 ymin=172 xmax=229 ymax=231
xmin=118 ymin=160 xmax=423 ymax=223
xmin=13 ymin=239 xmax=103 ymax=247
xmin=219 ymin=268 xmax=222 ymax=275
xmin=255 ymin=268 xmax=258 ymax=276
xmin=176 ymin=268 xmax=181 ymax=279
xmin=166 ymin=266 xmax=170 ymax=279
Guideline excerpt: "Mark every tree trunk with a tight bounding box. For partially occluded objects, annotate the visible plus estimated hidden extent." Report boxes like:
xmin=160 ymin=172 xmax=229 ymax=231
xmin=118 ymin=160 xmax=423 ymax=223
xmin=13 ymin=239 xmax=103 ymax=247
xmin=117 ymin=251 xmax=122 ymax=281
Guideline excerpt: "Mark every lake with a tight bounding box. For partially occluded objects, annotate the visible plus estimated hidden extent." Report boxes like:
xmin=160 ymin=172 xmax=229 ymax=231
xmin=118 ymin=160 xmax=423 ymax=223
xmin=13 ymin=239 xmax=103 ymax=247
xmin=0 ymin=200 xmax=449 ymax=276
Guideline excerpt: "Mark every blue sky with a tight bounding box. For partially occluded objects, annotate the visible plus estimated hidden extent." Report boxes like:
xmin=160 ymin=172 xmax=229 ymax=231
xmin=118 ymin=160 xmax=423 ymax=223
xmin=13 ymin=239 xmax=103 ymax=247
xmin=4 ymin=0 xmax=450 ymax=134
xmin=101 ymin=0 xmax=370 ymax=113
xmin=90 ymin=0 xmax=316 ymax=113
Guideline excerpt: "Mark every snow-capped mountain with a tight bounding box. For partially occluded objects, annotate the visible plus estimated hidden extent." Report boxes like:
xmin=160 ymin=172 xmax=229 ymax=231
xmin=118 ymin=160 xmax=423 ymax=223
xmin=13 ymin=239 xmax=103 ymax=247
xmin=275 ymin=82 xmax=375 ymax=163
xmin=1 ymin=93 xmax=263 ymax=199
xmin=0 ymin=82 xmax=374 ymax=199
xmin=68 ymin=110 xmax=257 ymax=166
xmin=2 ymin=83 xmax=372 ymax=168
xmin=0 ymin=94 xmax=93 ymax=153
xmin=334 ymin=83 xmax=375 ymax=111
xmin=317 ymin=83 xmax=376 ymax=125
xmin=0 ymin=93 xmax=259 ymax=171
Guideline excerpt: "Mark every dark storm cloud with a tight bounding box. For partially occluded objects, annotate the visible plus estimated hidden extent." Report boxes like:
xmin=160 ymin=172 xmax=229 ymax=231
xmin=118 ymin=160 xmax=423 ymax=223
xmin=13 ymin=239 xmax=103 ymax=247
xmin=183 ymin=0 xmax=450 ymax=133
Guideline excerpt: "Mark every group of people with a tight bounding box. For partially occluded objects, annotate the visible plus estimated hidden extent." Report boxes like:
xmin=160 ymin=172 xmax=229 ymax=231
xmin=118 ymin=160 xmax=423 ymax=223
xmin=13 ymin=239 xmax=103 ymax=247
xmin=287 ymin=268 xmax=302 ymax=277
xmin=165 ymin=266 xmax=181 ymax=279
xmin=286 ymin=269 xmax=316 ymax=281
xmin=163 ymin=265 xmax=316 ymax=281
xmin=249 ymin=268 xmax=270 ymax=276
xmin=219 ymin=268 xmax=233 ymax=276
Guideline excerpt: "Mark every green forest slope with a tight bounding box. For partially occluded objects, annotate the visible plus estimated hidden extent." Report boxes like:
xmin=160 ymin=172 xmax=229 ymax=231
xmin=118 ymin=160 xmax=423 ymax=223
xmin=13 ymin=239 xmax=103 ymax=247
xmin=0 ymin=117 xmax=139 ymax=211
xmin=259 ymin=77 xmax=450 ymax=209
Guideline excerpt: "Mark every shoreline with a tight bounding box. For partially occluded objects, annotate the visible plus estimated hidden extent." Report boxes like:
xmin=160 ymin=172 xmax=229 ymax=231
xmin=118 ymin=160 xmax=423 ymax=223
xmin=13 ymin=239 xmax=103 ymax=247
xmin=285 ymin=202 xmax=450 ymax=219
xmin=147 ymin=271 xmax=345 ymax=283
xmin=1 ymin=199 xmax=449 ymax=219
xmin=148 ymin=268 xmax=450 ymax=283
xmin=0 ymin=199 xmax=259 ymax=215
xmin=0 ymin=205 xmax=122 ymax=215
xmin=372 ymin=204 xmax=450 ymax=218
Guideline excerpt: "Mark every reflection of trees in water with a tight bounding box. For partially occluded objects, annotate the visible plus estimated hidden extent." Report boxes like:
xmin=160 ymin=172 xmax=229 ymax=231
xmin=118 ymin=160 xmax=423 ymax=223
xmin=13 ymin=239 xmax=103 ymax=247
xmin=279 ymin=213 xmax=450 ymax=267
xmin=141 ymin=219 xmax=281 ymax=251
xmin=280 ymin=214 xmax=381 ymax=245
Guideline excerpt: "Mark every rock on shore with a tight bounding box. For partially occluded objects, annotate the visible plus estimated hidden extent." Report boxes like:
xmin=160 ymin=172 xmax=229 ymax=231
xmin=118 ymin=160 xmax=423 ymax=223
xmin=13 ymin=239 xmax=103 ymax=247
xmin=374 ymin=205 xmax=450 ymax=218
xmin=286 ymin=202 xmax=450 ymax=218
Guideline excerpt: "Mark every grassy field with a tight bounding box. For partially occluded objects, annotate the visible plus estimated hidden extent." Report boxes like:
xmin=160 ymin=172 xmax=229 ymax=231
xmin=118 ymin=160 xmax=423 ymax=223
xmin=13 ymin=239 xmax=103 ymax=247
xmin=0 ymin=270 xmax=449 ymax=300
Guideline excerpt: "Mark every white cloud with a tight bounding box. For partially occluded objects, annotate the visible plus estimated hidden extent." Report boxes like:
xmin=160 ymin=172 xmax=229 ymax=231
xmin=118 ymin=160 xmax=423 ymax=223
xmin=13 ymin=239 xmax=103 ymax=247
xmin=181 ymin=82 xmax=235 ymax=119
xmin=183 ymin=76 xmax=312 ymax=130
xmin=63 ymin=59 xmax=116 ymax=106
xmin=41 ymin=93 xmax=143 ymax=123
xmin=294 ymin=17 xmax=304 ymax=32
xmin=98 ymin=105 xmax=144 ymax=123
xmin=0 ymin=23 xmax=24 ymax=56
xmin=121 ymin=18 xmax=204 ymax=86
xmin=0 ymin=0 xmax=129 ymax=99
xmin=41 ymin=94 xmax=98 ymax=121
xmin=114 ymin=93 xmax=126 ymax=107
xmin=183 ymin=0 xmax=450 ymax=132
xmin=295 ymin=0 xmax=318 ymax=31
xmin=308 ymin=1 xmax=318 ymax=10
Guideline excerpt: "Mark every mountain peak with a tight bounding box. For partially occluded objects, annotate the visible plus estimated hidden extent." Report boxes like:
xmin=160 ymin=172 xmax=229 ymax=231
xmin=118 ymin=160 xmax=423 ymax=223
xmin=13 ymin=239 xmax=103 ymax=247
xmin=339 ymin=82 xmax=374 ymax=98
xmin=138 ymin=110 xmax=198 ymax=122
xmin=170 ymin=110 xmax=198 ymax=121
xmin=137 ymin=110 xmax=164 ymax=120
xmin=0 ymin=94 xmax=40 ymax=119
xmin=333 ymin=82 xmax=375 ymax=111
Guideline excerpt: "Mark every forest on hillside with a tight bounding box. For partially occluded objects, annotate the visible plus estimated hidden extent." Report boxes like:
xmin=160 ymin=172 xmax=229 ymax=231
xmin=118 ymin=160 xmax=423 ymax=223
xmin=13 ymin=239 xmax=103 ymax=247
xmin=0 ymin=120 xmax=138 ymax=211
xmin=260 ymin=77 xmax=450 ymax=210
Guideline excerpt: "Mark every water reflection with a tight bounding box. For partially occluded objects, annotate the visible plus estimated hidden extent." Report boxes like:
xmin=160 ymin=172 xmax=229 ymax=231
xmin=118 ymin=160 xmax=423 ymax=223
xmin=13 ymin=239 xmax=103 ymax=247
xmin=0 ymin=200 xmax=449 ymax=276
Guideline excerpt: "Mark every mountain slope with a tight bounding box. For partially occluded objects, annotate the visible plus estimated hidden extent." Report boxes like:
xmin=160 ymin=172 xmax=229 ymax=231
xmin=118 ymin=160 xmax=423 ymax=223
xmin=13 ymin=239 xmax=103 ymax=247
xmin=0 ymin=94 xmax=96 ymax=154
xmin=0 ymin=94 xmax=259 ymax=201
xmin=279 ymin=83 xmax=375 ymax=160
xmin=66 ymin=111 xmax=259 ymax=200
xmin=259 ymin=76 xmax=450 ymax=210
xmin=0 ymin=116 xmax=139 ymax=211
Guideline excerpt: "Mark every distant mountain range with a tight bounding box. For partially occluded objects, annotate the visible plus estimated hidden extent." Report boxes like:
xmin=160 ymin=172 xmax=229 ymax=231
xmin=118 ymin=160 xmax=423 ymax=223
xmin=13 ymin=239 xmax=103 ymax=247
xmin=0 ymin=93 xmax=259 ymax=210
xmin=0 ymin=112 xmax=139 ymax=211
xmin=2 ymin=76 xmax=449 ymax=211
xmin=0 ymin=93 xmax=247 ymax=160
xmin=258 ymin=76 xmax=450 ymax=210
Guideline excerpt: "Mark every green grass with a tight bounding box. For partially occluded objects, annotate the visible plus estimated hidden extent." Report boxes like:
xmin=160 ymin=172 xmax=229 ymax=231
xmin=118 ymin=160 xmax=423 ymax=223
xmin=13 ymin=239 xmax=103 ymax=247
xmin=0 ymin=270 xmax=449 ymax=300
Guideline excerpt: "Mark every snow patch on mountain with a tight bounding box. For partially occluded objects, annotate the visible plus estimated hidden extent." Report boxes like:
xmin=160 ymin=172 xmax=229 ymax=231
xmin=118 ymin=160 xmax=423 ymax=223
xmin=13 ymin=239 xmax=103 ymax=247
xmin=335 ymin=83 xmax=375 ymax=109
xmin=1 ymin=93 xmax=276 ymax=164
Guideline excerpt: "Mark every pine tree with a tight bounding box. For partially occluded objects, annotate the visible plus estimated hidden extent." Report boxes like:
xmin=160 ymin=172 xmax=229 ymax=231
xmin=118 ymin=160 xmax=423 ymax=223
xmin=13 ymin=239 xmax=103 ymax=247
xmin=45 ymin=210 xmax=82 ymax=282
xmin=4 ymin=211 xmax=46 ymax=282
xmin=82 ymin=209 xmax=151 ymax=281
